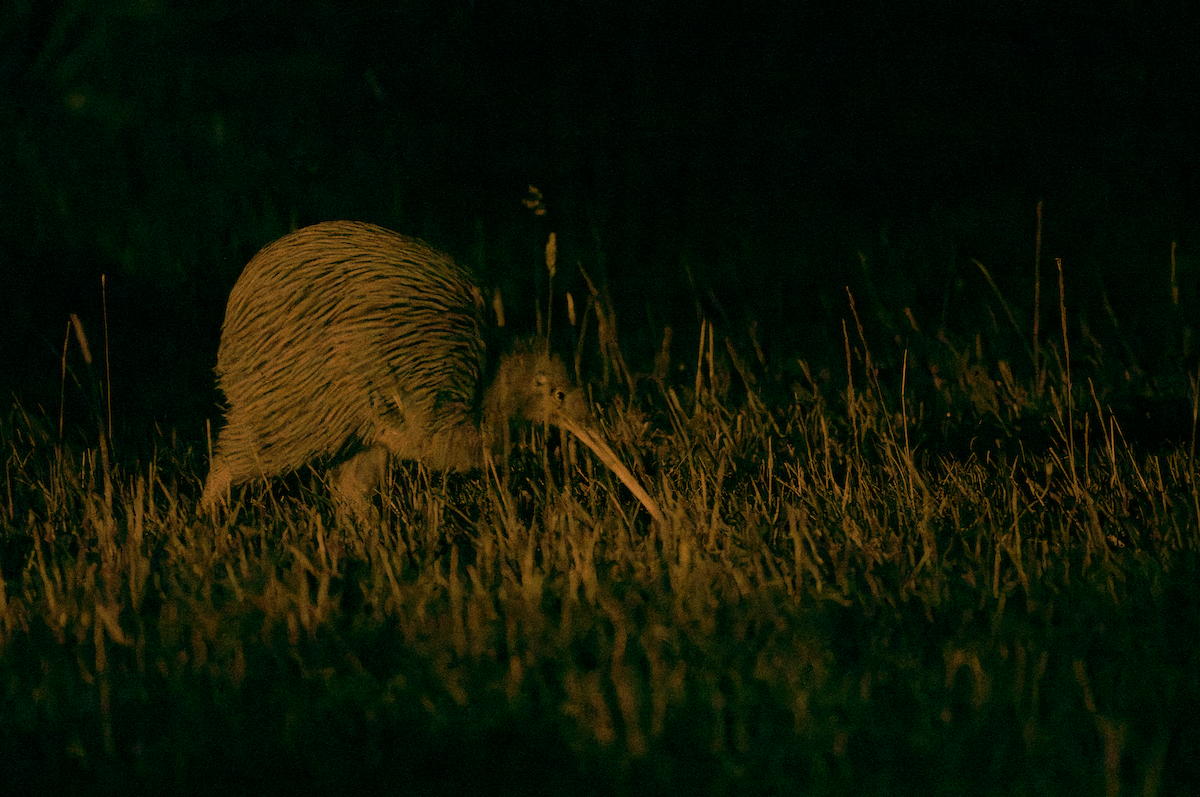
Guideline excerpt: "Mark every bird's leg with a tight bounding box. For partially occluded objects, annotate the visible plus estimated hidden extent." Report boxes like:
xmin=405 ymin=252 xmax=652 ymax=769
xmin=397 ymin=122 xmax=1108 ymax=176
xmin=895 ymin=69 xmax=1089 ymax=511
xmin=329 ymin=445 xmax=388 ymax=523
xmin=199 ymin=455 xmax=231 ymax=512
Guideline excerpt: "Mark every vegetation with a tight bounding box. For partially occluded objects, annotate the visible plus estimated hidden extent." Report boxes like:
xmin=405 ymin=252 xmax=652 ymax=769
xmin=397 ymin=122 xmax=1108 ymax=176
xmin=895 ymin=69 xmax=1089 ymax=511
xmin=3 ymin=260 xmax=1198 ymax=795
xmin=4 ymin=4 xmax=1197 ymax=794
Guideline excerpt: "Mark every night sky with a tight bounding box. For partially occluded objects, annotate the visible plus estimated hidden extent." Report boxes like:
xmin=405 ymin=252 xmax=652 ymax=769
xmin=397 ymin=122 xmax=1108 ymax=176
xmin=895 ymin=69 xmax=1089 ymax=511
xmin=3 ymin=0 xmax=1198 ymax=435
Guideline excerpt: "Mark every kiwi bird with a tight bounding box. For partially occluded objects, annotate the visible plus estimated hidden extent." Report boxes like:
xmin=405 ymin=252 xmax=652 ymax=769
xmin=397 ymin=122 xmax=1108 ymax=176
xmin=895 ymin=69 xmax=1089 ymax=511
xmin=200 ymin=220 xmax=662 ymax=522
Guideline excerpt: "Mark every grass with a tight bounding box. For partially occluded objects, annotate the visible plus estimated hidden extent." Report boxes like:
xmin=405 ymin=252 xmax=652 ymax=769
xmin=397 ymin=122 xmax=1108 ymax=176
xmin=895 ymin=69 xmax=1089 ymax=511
xmin=5 ymin=4 xmax=1195 ymax=791
xmin=3 ymin=261 xmax=1200 ymax=796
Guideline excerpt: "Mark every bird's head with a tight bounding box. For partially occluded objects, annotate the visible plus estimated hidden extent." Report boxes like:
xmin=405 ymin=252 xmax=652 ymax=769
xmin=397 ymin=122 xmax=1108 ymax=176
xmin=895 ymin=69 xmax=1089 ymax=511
xmin=484 ymin=341 xmax=588 ymax=430
xmin=482 ymin=339 xmax=664 ymax=524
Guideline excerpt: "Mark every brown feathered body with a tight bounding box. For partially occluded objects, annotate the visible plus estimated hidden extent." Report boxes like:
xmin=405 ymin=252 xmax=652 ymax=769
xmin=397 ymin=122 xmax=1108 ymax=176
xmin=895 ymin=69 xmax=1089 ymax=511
xmin=200 ymin=221 xmax=581 ymax=513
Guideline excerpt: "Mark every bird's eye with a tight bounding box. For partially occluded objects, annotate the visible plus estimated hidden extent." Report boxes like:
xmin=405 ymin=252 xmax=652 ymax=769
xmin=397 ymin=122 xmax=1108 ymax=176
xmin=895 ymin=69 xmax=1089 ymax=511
xmin=554 ymin=389 xmax=566 ymax=404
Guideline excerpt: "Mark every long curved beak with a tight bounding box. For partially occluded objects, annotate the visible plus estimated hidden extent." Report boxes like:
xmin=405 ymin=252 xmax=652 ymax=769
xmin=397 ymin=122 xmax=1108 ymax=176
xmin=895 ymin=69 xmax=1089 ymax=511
xmin=552 ymin=414 xmax=665 ymax=524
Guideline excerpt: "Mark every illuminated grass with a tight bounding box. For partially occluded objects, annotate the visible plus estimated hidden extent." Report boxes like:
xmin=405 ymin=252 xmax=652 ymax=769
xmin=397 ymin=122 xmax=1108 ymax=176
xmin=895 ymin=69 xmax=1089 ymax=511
xmin=2 ymin=321 xmax=1199 ymax=796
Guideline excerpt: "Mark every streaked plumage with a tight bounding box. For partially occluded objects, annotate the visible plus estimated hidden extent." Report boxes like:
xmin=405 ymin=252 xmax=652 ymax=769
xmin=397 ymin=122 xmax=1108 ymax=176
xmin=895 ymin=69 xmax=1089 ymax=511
xmin=201 ymin=221 xmax=662 ymax=522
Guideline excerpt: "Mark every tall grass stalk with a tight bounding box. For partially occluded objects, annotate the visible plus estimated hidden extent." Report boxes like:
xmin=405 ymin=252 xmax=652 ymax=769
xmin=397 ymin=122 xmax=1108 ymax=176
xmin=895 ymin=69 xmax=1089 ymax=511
xmin=2 ymin=295 xmax=1199 ymax=794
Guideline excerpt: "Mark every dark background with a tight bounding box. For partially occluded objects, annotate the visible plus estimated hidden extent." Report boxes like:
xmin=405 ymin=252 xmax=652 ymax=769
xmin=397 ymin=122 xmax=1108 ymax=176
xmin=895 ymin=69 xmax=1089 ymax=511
xmin=3 ymin=0 xmax=1198 ymax=447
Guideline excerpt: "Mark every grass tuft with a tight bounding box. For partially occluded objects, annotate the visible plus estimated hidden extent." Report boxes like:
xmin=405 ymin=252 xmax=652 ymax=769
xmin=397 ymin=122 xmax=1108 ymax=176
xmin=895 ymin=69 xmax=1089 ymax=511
xmin=3 ymin=285 xmax=1200 ymax=795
